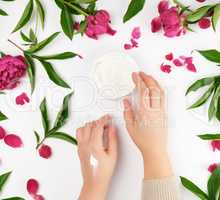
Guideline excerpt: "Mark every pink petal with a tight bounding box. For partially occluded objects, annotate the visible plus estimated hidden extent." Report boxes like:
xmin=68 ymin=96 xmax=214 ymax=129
xmin=16 ymin=92 xmax=30 ymax=105
xmin=124 ymin=44 xmax=133 ymax=50
xmin=151 ymin=17 xmax=162 ymax=33
xmin=39 ymin=144 xmax=52 ymax=159
xmin=186 ymin=63 xmax=197 ymax=72
xmin=131 ymin=27 xmax=141 ymax=39
xmin=0 ymin=126 xmax=6 ymax=140
xmin=160 ymin=63 xmax=172 ymax=73
xmin=4 ymin=134 xmax=23 ymax=148
xmin=208 ymin=163 xmax=218 ymax=173
xmin=106 ymin=25 xmax=117 ymax=36
xmin=158 ymin=0 xmax=169 ymax=14
xmin=33 ymin=194 xmax=45 ymax=200
xmin=173 ymin=58 xmax=183 ymax=66
xmin=165 ymin=53 xmax=173 ymax=61
xmin=198 ymin=18 xmax=211 ymax=29
xmin=196 ymin=0 xmax=206 ymax=2
xmin=27 ymin=179 xmax=39 ymax=195
xmin=211 ymin=140 xmax=220 ymax=152
xmin=130 ymin=38 xmax=138 ymax=47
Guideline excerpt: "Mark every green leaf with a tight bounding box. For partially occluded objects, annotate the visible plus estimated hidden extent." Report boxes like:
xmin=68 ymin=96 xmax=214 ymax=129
xmin=212 ymin=4 xmax=220 ymax=31
xmin=208 ymin=88 xmax=217 ymax=121
xmin=0 ymin=8 xmax=8 ymax=16
xmin=123 ymin=0 xmax=146 ymax=23
xmin=216 ymin=96 xmax=220 ymax=121
xmin=187 ymin=5 xmax=213 ymax=23
xmin=24 ymin=54 xmax=36 ymax=94
xmin=48 ymin=132 xmax=77 ymax=145
xmin=0 ymin=111 xmax=8 ymax=121
xmin=76 ymin=0 xmax=96 ymax=3
xmin=26 ymin=32 xmax=60 ymax=53
xmin=186 ymin=77 xmax=216 ymax=95
xmin=29 ymin=28 xmax=37 ymax=44
xmin=0 ymin=172 xmax=11 ymax=192
xmin=12 ymin=0 xmax=33 ymax=33
xmin=40 ymin=98 xmax=50 ymax=133
xmin=35 ymin=0 xmax=45 ymax=29
xmin=61 ymin=5 xmax=74 ymax=40
xmin=53 ymin=92 xmax=73 ymax=131
xmin=188 ymin=85 xmax=215 ymax=109
xmin=2 ymin=197 xmax=25 ymax=200
xmin=180 ymin=176 xmax=208 ymax=200
xmin=33 ymin=52 xmax=77 ymax=60
xmin=198 ymin=134 xmax=220 ymax=140
xmin=198 ymin=49 xmax=220 ymax=63
xmin=34 ymin=131 xmax=40 ymax=145
xmin=20 ymin=31 xmax=32 ymax=42
xmin=38 ymin=59 xmax=70 ymax=89
xmin=208 ymin=165 xmax=220 ymax=200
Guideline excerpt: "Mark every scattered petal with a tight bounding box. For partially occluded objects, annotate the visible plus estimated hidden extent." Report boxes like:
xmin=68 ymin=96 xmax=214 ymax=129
xmin=27 ymin=179 xmax=39 ymax=195
xmin=33 ymin=195 xmax=45 ymax=200
xmin=173 ymin=59 xmax=183 ymax=66
xmin=0 ymin=126 xmax=6 ymax=140
xmin=186 ymin=63 xmax=197 ymax=72
xmin=4 ymin=134 xmax=23 ymax=148
xmin=130 ymin=38 xmax=138 ymax=47
xmin=16 ymin=92 xmax=30 ymax=105
xmin=211 ymin=140 xmax=220 ymax=151
xmin=39 ymin=144 xmax=52 ymax=159
xmin=131 ymin=27 xmax=141 ymax=39
xmin=160 ymin=63 xmax=172 ymax=73
xmin=208 ymin=163 xmax=218 ymax=173
xmin=151 ymin=17 xmax=162 ymax=33
xmin=124 ymin=44 xmax=133 ymax=50
xmin=158 ymin=0 xmax=169 ymax=14
xmin=198 ymin=18 xmax=211 ymax=29
xmin=196 ymin=0 xmax=206 ymax=2
xmin=165 ymin=53 xmax=173 ymax=61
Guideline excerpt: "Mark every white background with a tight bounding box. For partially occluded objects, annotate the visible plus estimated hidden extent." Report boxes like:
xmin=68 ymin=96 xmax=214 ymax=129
xmin=0 ymin=0 xmax=220 ymax=199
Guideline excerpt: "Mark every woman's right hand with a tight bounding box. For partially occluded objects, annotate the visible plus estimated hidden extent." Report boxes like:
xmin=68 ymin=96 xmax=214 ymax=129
xmin=123 ymin=71 xmax=173 ymax=179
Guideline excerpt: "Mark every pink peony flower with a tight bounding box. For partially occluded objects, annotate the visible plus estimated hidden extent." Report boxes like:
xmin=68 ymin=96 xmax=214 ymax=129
xmin=0 ymin=126 xmax=6 ymax=140
xmin=211 ymin=140 xmax=220 ymax=151
xmin=85 ymin=10 xmax=116 ymax=39
xmin=4 ymin=134 xmax=23 ymax=148
xmin=16 ymin=92 xmax=30 ymax=105
xmin=198 ymin=18 xmax=211 ymax=29
xmin=151 ymin=1 xmax=185 ymax=37
xmin=208 ymin=163 xmax=218 ymax=173
xmin=39 ymin=144 xmax=52 ymax=159
xmin=0 ymin=55 xmax=27 ymax=90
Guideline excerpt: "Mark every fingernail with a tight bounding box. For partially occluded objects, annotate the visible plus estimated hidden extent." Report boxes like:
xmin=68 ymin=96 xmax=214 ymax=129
xmin=132 ymin=72 xmax=138 ymax=81
xmin=123 ymin=99 xmax=130 ymax=109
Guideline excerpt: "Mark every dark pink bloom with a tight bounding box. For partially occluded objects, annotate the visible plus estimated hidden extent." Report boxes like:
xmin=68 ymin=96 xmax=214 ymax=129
xmin=33 ymin=195 xmax=45 ymax=200
xmin=165 ymin=53 xmax=173 ymax=61
xmin=0 ymin=55 xmax=27 ymax=90
xmin=4 ymin=134 xmax=23 ymax=148
xmin=16 ymin=92 xmax=30 ymax=105
xmin=132 ymin=27 xmax=141 ymax=39
xmin=151 ymin=17 xmax=162 ymax=33
xmin=85 ymin=10 xmax=116 ymax=39
xmin=124 ymin=44 xmax=133 ymax=50
xmin=27 ymin=179 xmax=39 ymax=195
xmin=0 ymin=126 xmax=6 ymax=140
xmin=173 ymin=59 xmax=183 ymax=66
xmin=211 ymin=140 xmax=220 ymax=151
xmin=208 ymin=163 xmax=218 ymax=173
xmin=151 ymin=1 xmax=185 ymax=37
xmin=39 ymin=144 xmax=52 ymax=159
xmin=198 ymin=18 xmax=211 ymax=29
xmin=160 ymin=64 xmax=172 ymax=73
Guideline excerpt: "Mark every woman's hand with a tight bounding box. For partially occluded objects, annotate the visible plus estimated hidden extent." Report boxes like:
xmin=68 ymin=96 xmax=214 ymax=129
xmin=123 ymin=72 xmax=172 ymax=179
xmin=77 ymin=115 xmax=118 ymax=200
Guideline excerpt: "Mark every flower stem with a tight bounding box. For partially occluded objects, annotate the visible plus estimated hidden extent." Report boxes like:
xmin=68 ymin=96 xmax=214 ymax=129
xmin=7 ymin=39 xmax=24 ymax=52
xmin=64 ymin=1 xmax=89 ymax=17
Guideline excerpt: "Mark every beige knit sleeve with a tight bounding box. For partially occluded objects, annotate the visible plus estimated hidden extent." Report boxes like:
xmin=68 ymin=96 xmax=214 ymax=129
xmin=141 ymin=176 xmax=180 ymax=200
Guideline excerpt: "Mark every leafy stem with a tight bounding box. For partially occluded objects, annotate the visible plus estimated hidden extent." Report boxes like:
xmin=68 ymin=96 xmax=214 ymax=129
xmin=64 ymin=1 xmax=89 ymax=16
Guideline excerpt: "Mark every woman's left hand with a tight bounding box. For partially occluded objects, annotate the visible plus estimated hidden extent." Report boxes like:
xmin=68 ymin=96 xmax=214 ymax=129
xmin=77 ymin=115 xmax=118 ymax=200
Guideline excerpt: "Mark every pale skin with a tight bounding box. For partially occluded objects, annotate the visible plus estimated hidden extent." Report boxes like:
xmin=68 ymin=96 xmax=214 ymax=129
xmin=77 ymin=72 xmax=173 ymax=200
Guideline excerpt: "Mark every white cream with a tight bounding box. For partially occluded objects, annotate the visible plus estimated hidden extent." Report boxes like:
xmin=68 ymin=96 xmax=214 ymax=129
xmin=92 ymin=52 xmax=139 ymax=99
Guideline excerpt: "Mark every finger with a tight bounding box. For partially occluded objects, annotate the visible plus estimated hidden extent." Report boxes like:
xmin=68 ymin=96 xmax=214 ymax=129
xmin=132 ymin=72 xmax=150 ymax=109
xmin=76 ymin=127 xmax=84 ymax=144
xmin=91 ymin=115 xmax=112 ymax=149
xmin=123 ymin=99 xmax=135 ymax=134
xmin=83 ymin=122 xmax=93 ymax=142
xmin=107 ymin=125 xmax=118 ymax=158
xmin=139 ymin=72 xmax=164 ymax=109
